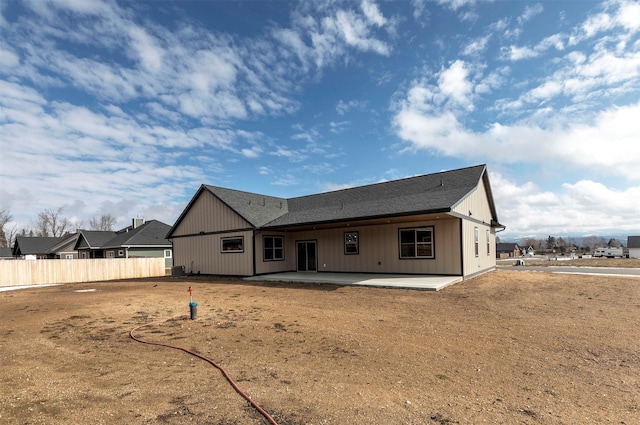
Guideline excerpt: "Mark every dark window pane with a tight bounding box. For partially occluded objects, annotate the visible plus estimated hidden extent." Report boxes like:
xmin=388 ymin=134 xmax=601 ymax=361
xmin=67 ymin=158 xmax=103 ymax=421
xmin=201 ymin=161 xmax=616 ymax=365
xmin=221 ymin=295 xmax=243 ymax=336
xmin=400 ymin=230 xmax=415 ymax=244
xmin=400 ymin=244 xmax=415 ymax=257
xmin=417 ymin=230 xmax=432 ymax=243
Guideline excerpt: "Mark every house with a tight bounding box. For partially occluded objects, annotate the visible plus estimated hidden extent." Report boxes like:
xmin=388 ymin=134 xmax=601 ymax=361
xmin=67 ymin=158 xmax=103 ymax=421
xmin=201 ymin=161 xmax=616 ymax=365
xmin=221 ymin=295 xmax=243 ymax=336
xmin=167 ymin=164 xmax=504 ymax=280
xmin=0 ymin=247 xmax=14 ymax=259
xmin=74 ymin=230 xmax=117 ymax=259
xmin=628 ymin=236 xmax=640 ymax=259
xmin=12 ymin=232 xmax=79 ymax=259
xmin=75 ymin=219 xmax=173 ymax=269
xmin=496 ymin=243 xmax=521 ymax=259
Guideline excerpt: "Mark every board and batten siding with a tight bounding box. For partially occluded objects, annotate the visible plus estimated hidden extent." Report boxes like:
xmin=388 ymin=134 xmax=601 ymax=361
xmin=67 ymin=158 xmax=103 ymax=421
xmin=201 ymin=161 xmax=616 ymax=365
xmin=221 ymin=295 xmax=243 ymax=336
xmin=172 ymin=231 xmax=254 ymax=276
xmin=454 ymin=181 xmax=497 ymax=277
xmin=254 ymin=232 xmax=296 ymax=274
xmin=171 ymin=189 xmax=255 ymax=276
xmin=452 ymin=178 xmax=494 ymax=224
xmin=171 ymin=189 xmax=252 ymax=236
xmin=255 ymin=218 xmax=462 ymax=276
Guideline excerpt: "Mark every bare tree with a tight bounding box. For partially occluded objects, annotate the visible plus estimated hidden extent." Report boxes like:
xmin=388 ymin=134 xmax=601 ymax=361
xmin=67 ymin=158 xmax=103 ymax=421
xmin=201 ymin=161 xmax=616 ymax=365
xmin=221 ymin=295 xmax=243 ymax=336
xmin=35 ymin=208 xmax=71 ymax=237
xmin=0 ymin=210 xmax=12 ymax=247
xmin=89 ymin=213 xmax=117 ymax=231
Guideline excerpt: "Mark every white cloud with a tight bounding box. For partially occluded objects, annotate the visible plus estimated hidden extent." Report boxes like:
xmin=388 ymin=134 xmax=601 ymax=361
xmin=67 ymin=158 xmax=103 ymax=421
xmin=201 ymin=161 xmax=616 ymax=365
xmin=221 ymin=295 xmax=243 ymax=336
xmin=361 ymin=0 xmax=386 ymax=27
xmin=128 ymin=26 xmax=164 ymax=72
xmin=330 ymin=120 xmax=350 ymax=133
xmin=393 ymin=100 xmax=640 ymax=180
xmin=462 ymin=34 xmax=491 ymax=56
xmin=438 ymin=60 xmax=474 ymax=110
xmin=336 ymin=99 xmax=367 ymax=115
xmin=0 ymin=47 xmax=19 ymax=67
xmin=503 ymin=45 xmax=539 ymax=61
xmin=518 ymin=3 xmax=544 ymax=25
xmin=491 ymin=172 xmax=640 ymax=236
xmin=334 ymin=9 xmax=391 ymax=55
xmin=436 ymin=0 xmax=478 ymax=11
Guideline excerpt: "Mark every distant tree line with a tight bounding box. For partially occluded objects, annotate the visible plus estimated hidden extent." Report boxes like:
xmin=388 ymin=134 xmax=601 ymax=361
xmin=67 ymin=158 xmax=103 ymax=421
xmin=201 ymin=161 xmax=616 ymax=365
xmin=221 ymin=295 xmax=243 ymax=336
xmin=0 ymin=208 xmax=117 ymax=248
xmin=496 ymin=234 xmax=624 ymax=254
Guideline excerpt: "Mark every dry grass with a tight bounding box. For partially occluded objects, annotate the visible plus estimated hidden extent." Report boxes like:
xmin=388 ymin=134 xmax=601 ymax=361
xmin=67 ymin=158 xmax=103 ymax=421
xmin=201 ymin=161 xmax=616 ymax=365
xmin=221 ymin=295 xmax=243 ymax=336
xmin=515 ymin=257 xmax=640 ymax=268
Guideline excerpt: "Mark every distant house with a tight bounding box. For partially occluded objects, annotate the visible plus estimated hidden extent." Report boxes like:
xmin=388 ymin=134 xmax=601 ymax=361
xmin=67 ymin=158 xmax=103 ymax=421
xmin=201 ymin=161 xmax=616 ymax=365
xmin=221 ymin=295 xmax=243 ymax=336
xmin=75 ymin=219 xmax=173 ymax=269
xmin=74 ymin=231 xmax=118 ymax=259
xmin=12 ymin=233 xmax=79 ymax=259
xmin=0 ymin=247 xmax=14 ymax=259
xmin=496 ymin=243 xmax=521 ymax=259
xmin=628 ymin=236 xmax=640 ymax=259
xmin=167 ymin=164 xmax=504 ymax=280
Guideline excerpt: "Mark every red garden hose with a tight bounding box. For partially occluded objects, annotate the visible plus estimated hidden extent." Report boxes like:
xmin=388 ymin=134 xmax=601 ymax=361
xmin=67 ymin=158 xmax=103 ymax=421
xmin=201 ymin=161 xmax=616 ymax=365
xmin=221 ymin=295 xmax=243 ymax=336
xmin=130 ymin=316 xmax=279 ymax=425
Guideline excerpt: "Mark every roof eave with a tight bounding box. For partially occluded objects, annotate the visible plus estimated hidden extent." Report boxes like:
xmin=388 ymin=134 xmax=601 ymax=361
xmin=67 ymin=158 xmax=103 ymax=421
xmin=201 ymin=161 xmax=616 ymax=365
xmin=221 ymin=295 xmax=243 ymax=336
xmin=261 ymin=208 xmax=453 ymax=230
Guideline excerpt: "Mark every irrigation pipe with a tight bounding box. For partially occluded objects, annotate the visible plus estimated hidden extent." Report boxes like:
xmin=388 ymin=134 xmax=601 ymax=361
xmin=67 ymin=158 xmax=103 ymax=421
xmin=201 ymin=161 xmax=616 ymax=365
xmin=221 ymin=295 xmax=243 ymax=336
xmin=130 ymin=316 xmax=279 ymax=425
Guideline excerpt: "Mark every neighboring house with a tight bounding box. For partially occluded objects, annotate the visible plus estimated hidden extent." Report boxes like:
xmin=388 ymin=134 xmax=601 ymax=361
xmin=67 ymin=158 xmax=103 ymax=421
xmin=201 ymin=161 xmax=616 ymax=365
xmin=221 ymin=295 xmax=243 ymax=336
xmin=524 ymin=246 xmax=535 ymax=257
xmin=0 ymin=247 xmax=14 ymax=259
xmin=74 ymin=230 xmax=118 ymax=259
xmin=496 ymin=243 xmax=521 ymax=259
xmin=628 ymin=236 xmax=640 ymax=259
xmin=12 ymin=233 xmax=79 ymax=259
xmin=167 ymin=164 xmax=504 ymax=280
xmin=75 ymin=219 xmax=173 ymax=269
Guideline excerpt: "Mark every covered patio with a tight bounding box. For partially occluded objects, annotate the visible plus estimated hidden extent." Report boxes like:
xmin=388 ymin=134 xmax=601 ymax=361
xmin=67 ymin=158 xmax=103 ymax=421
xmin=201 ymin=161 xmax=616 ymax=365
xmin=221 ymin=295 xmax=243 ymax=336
xmin=244 ymin=272 xmax=462 ymax=291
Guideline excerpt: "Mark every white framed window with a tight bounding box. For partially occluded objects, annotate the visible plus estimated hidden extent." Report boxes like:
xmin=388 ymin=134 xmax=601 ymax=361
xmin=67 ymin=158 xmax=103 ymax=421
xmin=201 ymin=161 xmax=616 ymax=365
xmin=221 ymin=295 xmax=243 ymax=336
xmin=486 ymin=229 xmax=490 ymax=256
xmin=263 ymin=236 xmax=284 ymax=261
xmin=106 ymin=251 xmax=115 ymax=258
xmin=164 ymin=249 xmax=172 ymax=258
xmin=474 ymin=227 xmax=479 ymax=257
xmin=221 ymin=237 xmax=244 ymax=253
xmin=65 ymin=255 xmax=73 ymax=260
xmin=344 ymin=231 xmax=359 ymax=255
xmin=399 ymin=227 xmax=434 ymax=259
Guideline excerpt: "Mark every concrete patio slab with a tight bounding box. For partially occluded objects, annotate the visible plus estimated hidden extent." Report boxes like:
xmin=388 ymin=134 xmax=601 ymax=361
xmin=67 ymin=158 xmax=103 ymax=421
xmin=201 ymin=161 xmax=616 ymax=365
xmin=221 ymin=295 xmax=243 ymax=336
xmin=244 ymin=272 xmax=462 ymax=291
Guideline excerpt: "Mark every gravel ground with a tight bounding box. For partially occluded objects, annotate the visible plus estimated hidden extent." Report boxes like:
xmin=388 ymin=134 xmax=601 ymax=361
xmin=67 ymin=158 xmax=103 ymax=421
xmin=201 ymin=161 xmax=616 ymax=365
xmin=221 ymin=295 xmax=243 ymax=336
xmin=1 ymin=269 xmax=638 ymax=424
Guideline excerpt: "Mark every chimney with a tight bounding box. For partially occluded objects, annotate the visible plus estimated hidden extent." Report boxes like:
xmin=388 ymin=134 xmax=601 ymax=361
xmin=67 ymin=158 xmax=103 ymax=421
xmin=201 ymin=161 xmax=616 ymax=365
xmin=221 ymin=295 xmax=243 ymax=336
xmin=133 ymin=217 xmax=145 ymax=229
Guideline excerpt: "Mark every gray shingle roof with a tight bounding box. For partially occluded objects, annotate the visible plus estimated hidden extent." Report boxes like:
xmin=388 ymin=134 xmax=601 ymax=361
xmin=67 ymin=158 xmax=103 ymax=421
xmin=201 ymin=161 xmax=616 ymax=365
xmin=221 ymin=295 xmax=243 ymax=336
xmin=628 ymin=236 xmax=640 ymax=248
xmin=204 ymin=186 xmax=288 ymax=228
xmin=13 ymin=236 xmax=65 ymax=255
xmin=266 ymin=165 xmax=486 ymax=227
xmin=102 ymin=220 xmax=171 ymax=248
xmin=186 ymin=164 xmax=494 ymax=231
xmin=76 ymin=231 xmax=118 ymax=249
xmin=496 ymin=243 xmax=519 ymax=252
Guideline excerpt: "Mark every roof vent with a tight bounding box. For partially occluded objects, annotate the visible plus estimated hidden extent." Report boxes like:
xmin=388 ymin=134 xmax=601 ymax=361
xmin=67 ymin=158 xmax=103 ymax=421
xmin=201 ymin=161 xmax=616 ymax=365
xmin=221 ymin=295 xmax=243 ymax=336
xmin=440 ymin=178 xmax=444 ymax=186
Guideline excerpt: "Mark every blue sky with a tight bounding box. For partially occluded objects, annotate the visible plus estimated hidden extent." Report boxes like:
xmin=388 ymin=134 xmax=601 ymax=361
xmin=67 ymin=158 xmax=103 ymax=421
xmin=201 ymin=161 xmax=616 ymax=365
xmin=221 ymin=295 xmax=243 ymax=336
xmin=1 ymin=0 xmax=639 ymax=240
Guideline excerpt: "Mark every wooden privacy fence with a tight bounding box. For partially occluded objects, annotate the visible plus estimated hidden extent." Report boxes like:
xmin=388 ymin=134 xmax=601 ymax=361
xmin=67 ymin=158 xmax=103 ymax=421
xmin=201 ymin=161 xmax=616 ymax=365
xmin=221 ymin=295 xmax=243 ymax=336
xmin=0 ymin=258 xmax=166 ymax=287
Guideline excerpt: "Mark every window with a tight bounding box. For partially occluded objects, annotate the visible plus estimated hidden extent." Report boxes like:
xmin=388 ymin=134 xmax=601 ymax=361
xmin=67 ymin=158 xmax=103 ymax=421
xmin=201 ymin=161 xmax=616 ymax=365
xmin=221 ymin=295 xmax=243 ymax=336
xmin=263 ymin=236 xmax=284 ymax=261
xmin=486 ymin=229 xmax=490 ymax=256
xmin=221 ymin=237 xmax=244 ymax=253
xmin=164 ymin=249 xmax=172 ymax=258
xmin=65 ymin=255 xmax=73 ymax=260
xmin=344 ymin=231 xmax=359 ymax=255
xmin=399 ymin=227 xmax=434 ymax=259
xmin=474 ymin=227 xmax=479 ymax=257
xmin=106 ymin=251 xmax=115 ymax=258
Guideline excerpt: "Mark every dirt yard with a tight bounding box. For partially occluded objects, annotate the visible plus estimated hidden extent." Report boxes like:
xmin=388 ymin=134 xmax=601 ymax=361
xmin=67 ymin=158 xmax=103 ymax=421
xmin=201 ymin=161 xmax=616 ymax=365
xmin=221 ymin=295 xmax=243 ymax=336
xmin=508 ymin=258 xmax=640 ymax=268
xmin=1 ymin=270 xmax=638 ymax=425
